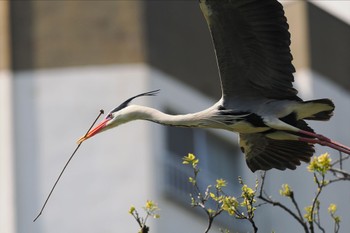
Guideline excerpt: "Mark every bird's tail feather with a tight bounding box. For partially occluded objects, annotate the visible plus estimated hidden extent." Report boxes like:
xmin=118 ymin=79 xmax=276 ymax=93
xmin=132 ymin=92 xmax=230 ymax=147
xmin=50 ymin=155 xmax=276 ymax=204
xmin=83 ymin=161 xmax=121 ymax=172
xmin=298 ymin=98 xmax=334 ymax=121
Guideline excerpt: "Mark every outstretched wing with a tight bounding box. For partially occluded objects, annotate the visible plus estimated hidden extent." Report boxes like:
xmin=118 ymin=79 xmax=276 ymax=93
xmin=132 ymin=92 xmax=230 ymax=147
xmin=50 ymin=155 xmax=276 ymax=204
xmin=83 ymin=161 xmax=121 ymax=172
xmin=200 ymin=0 xmax=299 ymax=103
xmin=239 ymin=132 xmax=314 ymax=172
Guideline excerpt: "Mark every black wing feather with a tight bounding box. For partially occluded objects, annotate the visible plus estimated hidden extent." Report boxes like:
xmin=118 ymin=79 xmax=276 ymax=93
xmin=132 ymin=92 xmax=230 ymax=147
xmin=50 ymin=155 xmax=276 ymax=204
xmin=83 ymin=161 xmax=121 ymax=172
xmin=200 ymin=0 xmax=299 ymax=102
xmin=240 ymin=133 xmax=314 ymax=172
xmin=240 ymin=119 xmax=314 ymax=172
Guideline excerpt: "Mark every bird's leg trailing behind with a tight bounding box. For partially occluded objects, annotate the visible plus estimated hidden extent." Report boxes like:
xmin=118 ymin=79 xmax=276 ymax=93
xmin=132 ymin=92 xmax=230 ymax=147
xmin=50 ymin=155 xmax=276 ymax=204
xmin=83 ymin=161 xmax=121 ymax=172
xmin=297 ymin=130 xmax=350 ymax=155
xmin=265 ymin=118 xmax=350 ymax=155
xmin=293 ymin=99 xmax=350 ymax=154
xmin=262 ymin=97 xmax=350 ymax=155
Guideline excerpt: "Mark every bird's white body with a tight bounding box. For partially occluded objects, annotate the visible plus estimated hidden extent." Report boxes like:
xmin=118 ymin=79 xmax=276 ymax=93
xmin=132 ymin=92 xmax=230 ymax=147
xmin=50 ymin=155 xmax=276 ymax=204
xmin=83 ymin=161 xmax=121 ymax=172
xmin=105 ymin=96 xmax=332 ymax=135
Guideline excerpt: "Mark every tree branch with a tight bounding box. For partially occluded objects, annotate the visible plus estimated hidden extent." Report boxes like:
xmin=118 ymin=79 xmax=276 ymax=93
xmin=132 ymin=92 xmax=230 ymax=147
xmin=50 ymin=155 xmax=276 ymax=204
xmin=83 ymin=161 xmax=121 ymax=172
xmin=329 ymin=167 xmax=350 ymax=179
xmin=258 ymin=173 xmax=309 ymax=233
xmin=290 ymin=192 xmax=304 ymax=222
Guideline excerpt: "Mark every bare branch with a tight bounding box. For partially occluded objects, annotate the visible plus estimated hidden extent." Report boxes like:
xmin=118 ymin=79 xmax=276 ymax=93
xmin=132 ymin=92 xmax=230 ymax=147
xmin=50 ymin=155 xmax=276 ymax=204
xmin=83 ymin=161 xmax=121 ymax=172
xmin=331 ymin=152 xmax=350 ymax=167
xmin=329 ymin=168 xmax=350 ymax=179
xmin=258 ymin=194 xmax=309 ymax=233
xmin=258 ymin=172 xmax=309 ymax=233
xmin=290 ymin=192 xmax=304 ymax=221
xmin=314 ymin=201 xmax=326 ymax=233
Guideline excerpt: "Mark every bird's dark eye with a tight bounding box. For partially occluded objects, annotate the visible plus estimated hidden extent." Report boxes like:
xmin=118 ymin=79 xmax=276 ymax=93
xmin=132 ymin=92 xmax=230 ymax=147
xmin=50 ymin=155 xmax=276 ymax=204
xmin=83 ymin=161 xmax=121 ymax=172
xmin=106 ymin=113 xmax=113 ymax=119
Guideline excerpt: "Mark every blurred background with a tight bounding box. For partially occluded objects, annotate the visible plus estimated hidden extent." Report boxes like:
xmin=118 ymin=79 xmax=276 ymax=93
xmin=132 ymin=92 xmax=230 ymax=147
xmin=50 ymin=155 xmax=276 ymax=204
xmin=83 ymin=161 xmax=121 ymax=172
xmin=0 ymin=1 xmax=349 ymax=233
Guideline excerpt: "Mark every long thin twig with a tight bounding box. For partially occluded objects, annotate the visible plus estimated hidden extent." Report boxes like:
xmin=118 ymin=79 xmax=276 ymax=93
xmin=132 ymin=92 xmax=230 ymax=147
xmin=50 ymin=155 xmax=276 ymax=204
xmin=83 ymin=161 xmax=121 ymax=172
xmin=308 ymin=173 xmax=326 ymax=233
xmin=258 ymin=172 xmax=309 ymax=233
xmin=329 ymin=168 xmax=350 ymax=178
xmin=290 ymin=192 xmax=303 ymax=221
xmin=204 ymin=216 xmax=215 ymax=233
xmin=259 ymin=194 xmax=309 ymax=232
xmin=331 ymin=152 xmax=350 ymax=167
xmin=314 ymin=211 xmax=326 ymax=233
xmin=249 ymin=218 xmax=258 ymax=233
xmin=33 ymin=109 xmax=104 ymax=222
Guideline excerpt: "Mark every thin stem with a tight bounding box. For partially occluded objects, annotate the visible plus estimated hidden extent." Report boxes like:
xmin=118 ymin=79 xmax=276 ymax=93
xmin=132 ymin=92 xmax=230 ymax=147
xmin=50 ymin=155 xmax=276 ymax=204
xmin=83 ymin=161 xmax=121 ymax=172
xmin=290 ymin=192 xmax=303 ymax=221
xmin=331 ymin=153 xmax=350 ymax=167
xmin=204 ymin=216 xmax=214 ymax=233
xmin=259 ymin=195 xmax=309 ymax=233
xmin=258 ymin=172 xmax=309 ymax=233
xmin=140 ymin=226 xmax=149 ymax=233
xmin=309 ymin=174 xmax=325 ymax=233
xmin=314 ymin=218 xmax=326 ymax=233
xmin=332 ymin=213 xmax=340 ymax=233
xmin=328 ymin=177 xmax=350 ymax=184
xmin=33 ymin=109 xmax=104 ymax=222
xmin=329 ymin=168 xmax=350 ymax=178
xmin=314 ymin=201 xmax=326 ymax=233
xmin=249 ymin=218 xmax=258 ymax=233
xmin=131 ymin=210 xmax=143 ymax=229
xmin=259 ymin=171 xmax=267 ymax=197
xmin=248 ymin=199 xmax=258 ymax=233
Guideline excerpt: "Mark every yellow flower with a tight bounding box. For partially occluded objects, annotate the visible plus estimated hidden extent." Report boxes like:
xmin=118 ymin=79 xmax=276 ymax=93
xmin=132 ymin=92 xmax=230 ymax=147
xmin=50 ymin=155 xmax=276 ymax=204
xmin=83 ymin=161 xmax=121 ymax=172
xmin=279 ymin=184 xmax=293 ymax=197
xmin=145 ymin=200 xmax=157 ymax=210
xmin=182 ymin=153 xmax=199 ymax=168
xmin=221 ymin=196 xmax=238 ymax=216
xmin=304 ymin=205 xmax=313 ymax=222
xmin=307 ymin=153 xmax=332 ymax=174
xmin=188 ymin=176 xmax=196 ymax=185
xmin=241 ymin=185 xmax=255 ymax=199
xmin=216 ymin=179 xmax=227 ymax=189
xmin=328 ymin=203 xmax=337 ymax=214
xmin=129 ymin=205 xmax=136 ymax=214
xmin=143 ymin=200 xmax=160 ymax=218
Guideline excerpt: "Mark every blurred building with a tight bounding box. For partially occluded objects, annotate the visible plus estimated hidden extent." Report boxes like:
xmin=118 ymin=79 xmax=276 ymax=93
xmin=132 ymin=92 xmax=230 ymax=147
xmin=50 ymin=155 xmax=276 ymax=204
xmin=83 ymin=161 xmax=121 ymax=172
xmin=0 ymin=1 xmax=349 ymax=233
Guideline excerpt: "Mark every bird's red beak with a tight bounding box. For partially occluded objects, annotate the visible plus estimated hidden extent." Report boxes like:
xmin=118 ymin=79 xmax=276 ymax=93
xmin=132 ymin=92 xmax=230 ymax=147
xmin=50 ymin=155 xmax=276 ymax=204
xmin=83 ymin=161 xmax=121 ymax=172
xmin=77 ymin=118 xmax=110 ymax=144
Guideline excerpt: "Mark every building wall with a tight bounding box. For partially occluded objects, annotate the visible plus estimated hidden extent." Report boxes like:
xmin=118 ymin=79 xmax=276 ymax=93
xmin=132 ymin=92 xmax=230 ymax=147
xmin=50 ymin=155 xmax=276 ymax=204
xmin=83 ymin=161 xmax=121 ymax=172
xmin=9 ymin=1 xmax=146 ymax=70
xmin=1 ymin=1 xmax=350 ymax=233
xmin=0 ymin=1 xmax=16 ymax=233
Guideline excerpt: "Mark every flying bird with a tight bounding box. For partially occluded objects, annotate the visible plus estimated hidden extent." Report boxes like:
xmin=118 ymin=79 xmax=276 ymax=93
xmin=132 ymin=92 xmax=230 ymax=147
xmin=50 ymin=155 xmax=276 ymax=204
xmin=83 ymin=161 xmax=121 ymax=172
xmin=78 ymin=0 xmax=350 ymax=172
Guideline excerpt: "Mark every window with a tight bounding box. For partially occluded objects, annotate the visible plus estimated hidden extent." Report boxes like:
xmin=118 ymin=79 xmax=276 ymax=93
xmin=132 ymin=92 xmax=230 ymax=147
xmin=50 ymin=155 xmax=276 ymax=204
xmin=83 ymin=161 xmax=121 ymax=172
xmin=164 ymin=125 xmax=241 ymax=202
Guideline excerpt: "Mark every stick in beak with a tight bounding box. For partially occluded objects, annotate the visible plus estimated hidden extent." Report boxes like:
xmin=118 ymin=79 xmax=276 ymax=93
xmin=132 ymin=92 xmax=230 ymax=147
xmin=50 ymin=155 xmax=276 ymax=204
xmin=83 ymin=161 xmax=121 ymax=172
xmin=34 ymin=109 xmax=104 ymax=222
xmin=77 ymin=117 xmax=110 ymax=144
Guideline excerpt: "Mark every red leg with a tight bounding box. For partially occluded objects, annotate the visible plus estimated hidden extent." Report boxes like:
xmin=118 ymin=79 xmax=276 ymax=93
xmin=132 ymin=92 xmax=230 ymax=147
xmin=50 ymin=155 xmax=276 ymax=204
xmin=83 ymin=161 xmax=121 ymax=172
xmin=298 ymin=130 xmax=350 ymax=153
xmin=299 ymin=137 xmax=350 ymax=155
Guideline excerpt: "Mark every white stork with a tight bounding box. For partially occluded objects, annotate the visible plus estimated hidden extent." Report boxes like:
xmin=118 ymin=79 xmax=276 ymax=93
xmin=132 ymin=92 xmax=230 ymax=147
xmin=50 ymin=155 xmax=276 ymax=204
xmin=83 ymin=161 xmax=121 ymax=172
xmin=77 ymin=0 xmax=350 ymax=172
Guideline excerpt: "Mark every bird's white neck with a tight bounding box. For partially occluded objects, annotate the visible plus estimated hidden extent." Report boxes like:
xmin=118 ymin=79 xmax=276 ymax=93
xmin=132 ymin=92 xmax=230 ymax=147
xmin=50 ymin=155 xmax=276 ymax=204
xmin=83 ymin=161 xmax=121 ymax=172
xmin=123 ymin=105 xmax=215 ymax=128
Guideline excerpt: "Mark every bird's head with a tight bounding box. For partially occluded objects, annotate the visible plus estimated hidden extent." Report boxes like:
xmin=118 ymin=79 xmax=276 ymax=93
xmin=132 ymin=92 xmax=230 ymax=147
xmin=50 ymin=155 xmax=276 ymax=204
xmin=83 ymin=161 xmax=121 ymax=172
xmin=77 ymin=90 xmax=160 ymax=144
